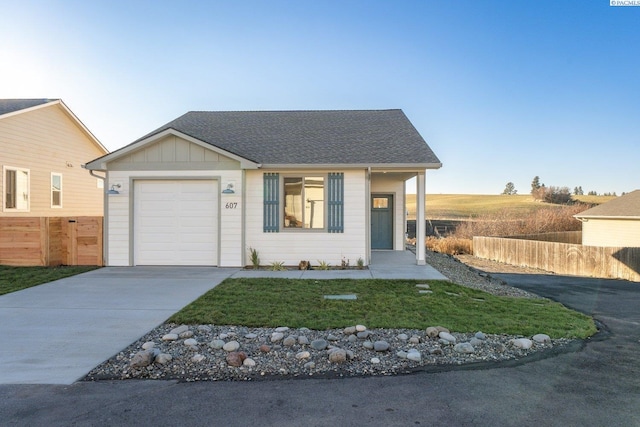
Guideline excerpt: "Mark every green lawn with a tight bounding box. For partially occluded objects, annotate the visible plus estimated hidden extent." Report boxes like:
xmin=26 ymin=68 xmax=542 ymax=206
xmin=0 ymin=265 xmax=100 ymax=296
xmin=169 ymin=278 xmax=597 ymax=339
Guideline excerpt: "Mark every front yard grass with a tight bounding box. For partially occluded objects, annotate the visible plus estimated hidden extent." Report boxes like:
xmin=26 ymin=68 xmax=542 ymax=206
xmin=169 ymin=278 xmax=597 ymax=339
xmin=0 ymin=265 xmax=100 ymax=296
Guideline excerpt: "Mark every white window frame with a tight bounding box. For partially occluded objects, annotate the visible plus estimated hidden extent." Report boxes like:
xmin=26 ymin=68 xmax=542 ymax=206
xmin=51 ymin=172 xmax=63 ymax=208
xmin=3 ymin=166 xmax=30 ymax=212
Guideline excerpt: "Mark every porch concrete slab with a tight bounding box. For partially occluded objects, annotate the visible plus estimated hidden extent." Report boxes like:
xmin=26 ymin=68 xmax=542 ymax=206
xmin=229 ymin=251 xmax=449 ymax=281
xmin=0 ymin=267 xmax=237 ymax=385
xmin=369 ymin=251 xmax=449 ymax=280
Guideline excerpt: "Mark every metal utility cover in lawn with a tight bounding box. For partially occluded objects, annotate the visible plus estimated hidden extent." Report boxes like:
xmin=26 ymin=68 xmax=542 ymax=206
xmin=324 ymin=294 xmax=357 ymax=300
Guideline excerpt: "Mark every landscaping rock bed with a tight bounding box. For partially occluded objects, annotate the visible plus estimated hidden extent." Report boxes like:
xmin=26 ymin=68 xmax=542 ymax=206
xmin=84 ymin=323 xmax=570 ymax=382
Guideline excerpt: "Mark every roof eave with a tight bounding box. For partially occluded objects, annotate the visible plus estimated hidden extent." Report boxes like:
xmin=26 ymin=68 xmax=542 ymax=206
xmin=574 ymin=215 xmax=640 ymax=220
xmin=259 ymin=162 xmax=443 ymax=170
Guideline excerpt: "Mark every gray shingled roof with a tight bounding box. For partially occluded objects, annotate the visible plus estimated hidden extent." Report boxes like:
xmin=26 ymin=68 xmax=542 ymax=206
xmin=575 ymin=190 xmax=640 ymax=218
xmin=135 ymin=109 xmax=441 ymax=166
xmin=0 ymin=99 xmax=56 ymax=116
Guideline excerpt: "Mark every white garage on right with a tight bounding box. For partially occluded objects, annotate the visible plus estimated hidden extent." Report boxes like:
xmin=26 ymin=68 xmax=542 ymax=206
xmin=574 ymin=189 xmax=640 ymax=247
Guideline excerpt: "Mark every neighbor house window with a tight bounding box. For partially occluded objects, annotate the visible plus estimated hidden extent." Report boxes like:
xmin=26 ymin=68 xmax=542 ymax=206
xmin=4 ymin=166 xmax=30 ymax=211
xmin=51 ymin=173 xmax=62 ymax=208
xmin=284 ymin=176 xmax=325 ymax=229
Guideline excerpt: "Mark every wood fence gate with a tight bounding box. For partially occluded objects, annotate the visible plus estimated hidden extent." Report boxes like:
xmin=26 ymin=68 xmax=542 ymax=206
xmin=0 ymin=217 xmax=103 ymax=266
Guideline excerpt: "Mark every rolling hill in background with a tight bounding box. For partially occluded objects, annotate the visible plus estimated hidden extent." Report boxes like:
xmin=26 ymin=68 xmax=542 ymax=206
xmin=406 ymin=194 xmax=615 ymax=220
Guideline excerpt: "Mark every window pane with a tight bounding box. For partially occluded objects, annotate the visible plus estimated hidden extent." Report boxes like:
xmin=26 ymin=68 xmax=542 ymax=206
xmin=373 ymin=197 xmax=388 ymax=209
xmin=5 ymin=170 xmax=16 ymax=208
xmin=284 ymin=177 xmax=303 ymax=228
xmin=304 ymin=176 xmax=324 ymax=229
xmin=52 ymin=174 xmax=62 ymax=207
xmin=16 ymin=171 xmax=28 ymax=210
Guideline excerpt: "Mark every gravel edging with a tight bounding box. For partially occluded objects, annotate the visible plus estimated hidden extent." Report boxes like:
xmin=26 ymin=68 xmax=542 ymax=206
xmin=83 ymin=324 xmax=572 ymax=382
xmin=83 ymin=251 xmax=577 ymax=383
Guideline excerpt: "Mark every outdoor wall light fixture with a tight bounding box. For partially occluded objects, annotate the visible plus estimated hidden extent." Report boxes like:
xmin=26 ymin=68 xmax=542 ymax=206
xmin=107 ymin=184 xmax=121 ymax=195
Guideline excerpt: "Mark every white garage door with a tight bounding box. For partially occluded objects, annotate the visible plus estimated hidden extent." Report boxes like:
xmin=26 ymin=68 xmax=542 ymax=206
xmin=134 ymin=180 xmax=218 ymax=266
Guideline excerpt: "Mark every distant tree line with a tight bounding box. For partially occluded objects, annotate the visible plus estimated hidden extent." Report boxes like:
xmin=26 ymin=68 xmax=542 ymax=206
xmin=500 ymin=176 xmax=619 ymax=204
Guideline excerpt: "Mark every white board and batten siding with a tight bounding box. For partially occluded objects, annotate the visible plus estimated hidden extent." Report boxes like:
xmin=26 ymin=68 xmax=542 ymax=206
xmin=582 ymin=219 xmax=640 ymax=247
xmin=244 ymin=170 xmax=367 ymax=267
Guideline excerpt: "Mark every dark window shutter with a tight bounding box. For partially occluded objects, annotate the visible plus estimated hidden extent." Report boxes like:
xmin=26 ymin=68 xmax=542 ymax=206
xmin=327 ymin=172 xmax=344 ymax=233
xmin=263 ymin=173 xmax=279 ymax=232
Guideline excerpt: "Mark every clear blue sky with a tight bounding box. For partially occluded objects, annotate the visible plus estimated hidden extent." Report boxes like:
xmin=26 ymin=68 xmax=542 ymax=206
xmin=2 ymin=1 xmax=638 ymax=195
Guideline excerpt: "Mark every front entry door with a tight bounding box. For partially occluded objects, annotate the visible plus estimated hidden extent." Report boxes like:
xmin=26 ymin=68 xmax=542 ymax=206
xmin=371 ymin=195 xmax=393 ymax=249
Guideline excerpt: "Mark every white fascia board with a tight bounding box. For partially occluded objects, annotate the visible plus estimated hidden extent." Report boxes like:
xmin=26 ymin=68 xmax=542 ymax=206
xmin=84 ymin=128 xmax=261 ymax=170
xmin=574 ymin=215 xmax=640 ymax=220
xmin=57 ymin=100 xmax=109 ymax=154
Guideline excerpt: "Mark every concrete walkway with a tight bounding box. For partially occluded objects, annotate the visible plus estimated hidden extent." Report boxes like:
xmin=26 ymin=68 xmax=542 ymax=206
xmin=0 ymin=267 xmax=238 ymax=385
xmin=232 ymin=250 xmax=448 ymax=280
xmin=0 ymin=250 xmax=446 ymax=385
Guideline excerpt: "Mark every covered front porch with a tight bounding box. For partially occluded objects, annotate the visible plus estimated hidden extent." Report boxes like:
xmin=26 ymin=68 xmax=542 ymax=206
xmin=369 ymin=169 xmax=429 ymax=266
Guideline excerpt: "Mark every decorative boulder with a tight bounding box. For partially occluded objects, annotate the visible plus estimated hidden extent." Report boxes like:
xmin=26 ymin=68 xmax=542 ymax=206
xmin=226 ymin=351 xmax=247 ymax=367
xmin=130 ymin=350 xmax=155 ymax=368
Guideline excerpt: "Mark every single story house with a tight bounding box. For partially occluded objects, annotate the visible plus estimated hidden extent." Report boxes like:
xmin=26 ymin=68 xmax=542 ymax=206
xmin=85 ymin=109 xmax=441 ymax=267
xmin=574 ymin=190 xmax=640 ymax=247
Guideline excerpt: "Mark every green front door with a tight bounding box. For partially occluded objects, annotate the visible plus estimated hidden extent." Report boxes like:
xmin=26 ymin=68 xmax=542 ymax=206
xmin=371 ymin=195 xmax=393 ymax=249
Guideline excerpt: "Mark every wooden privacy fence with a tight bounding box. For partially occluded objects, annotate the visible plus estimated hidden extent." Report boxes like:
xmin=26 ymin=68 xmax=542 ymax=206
xmin=473 ymin=235 xmax=640 ymax=282
xmin=0 ymin=217 xmax=103 ymax=266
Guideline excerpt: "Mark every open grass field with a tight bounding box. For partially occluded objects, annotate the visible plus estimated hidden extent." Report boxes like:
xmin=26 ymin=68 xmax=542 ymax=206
xmin=169 ymin=278 xmax=597 ymax=339
xmin=406 ymin=194 xmax=616 ymax=220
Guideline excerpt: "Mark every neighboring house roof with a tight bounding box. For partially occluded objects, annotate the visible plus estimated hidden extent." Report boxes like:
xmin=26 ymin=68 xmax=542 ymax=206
xmin=88 ymin=109 xmax=441 ymax=168
xmin=575 ymin=190 xmax=640 ymax=220
xmin=0 ymin=99 xmax=56 ymax=116
xmin=0 ymin=98 xmax=108 ymax=154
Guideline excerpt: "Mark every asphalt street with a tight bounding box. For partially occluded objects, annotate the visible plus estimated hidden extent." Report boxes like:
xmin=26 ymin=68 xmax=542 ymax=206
xmin=1 ymin=273 xmax=639 ymax=426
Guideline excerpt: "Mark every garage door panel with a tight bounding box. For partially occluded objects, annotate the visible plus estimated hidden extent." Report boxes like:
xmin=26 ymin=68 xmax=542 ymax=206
xmin=134 ymin=180 xmax=218 ymax=266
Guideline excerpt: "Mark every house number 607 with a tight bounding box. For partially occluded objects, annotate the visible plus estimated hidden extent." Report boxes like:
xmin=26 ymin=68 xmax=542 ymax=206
xmin=225 ymin=202 xmax=238 ymax=209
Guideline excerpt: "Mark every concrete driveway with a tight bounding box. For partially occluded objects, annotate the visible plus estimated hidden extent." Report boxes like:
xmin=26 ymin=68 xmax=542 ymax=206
xmin=0 ymin=267 xmax=237 ymax=385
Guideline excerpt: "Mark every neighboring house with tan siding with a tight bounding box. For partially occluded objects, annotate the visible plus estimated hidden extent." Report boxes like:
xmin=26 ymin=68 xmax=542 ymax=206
xmin=85 ymin=109 xmax=441 ymax=267
xmin=0 ymin=99 xmax=108 ymax=217
xmin=574 ymin=190 xmax=640 ymax=247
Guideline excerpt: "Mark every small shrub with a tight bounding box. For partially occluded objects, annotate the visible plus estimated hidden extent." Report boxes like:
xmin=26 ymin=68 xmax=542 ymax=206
xmin=356 ymin=257 xmax=365 ymax=269
xmin=341 ymin=257 xmax=350 ymax=269
xmin=316 ymin=260 xmax=331 ymax=270
xmin=270 ymin=261 xmax=286 ymax=271
xmin=248 ymin=247 xmax=260 ymax=269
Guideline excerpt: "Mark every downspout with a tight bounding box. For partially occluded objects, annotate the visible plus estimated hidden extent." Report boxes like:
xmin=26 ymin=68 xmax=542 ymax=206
xmin=88 ymin=169 xmax=106 ymax=182
xmin=84 ymin=166 xmax=108 ymax=266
